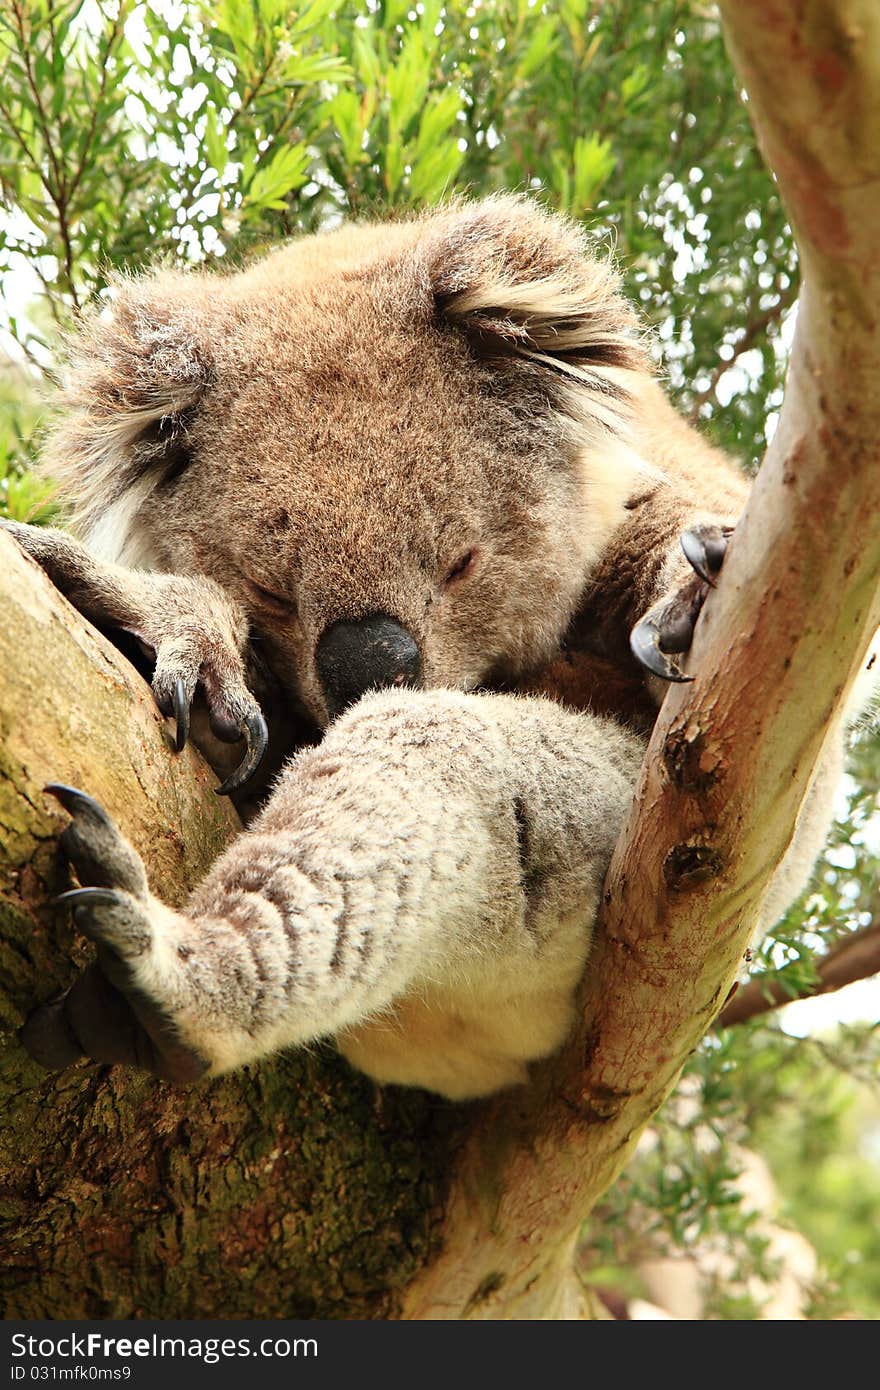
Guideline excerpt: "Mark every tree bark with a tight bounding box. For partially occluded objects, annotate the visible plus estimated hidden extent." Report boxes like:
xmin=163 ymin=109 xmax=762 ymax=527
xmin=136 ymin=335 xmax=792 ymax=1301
xmin=399 ymin=0 xmax=880 ymax=1319
xmin=2 ymin=0 xmax=880 ymax=1321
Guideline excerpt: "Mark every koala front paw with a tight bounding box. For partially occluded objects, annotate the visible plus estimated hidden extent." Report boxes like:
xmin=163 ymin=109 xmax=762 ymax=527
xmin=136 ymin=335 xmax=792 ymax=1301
xmin=146 ymin=613 xmax=269 ymax=796
xmin=630 ymin=523 xmax=734 ymax=683
xmin=1 ymin=519 xmax=268 ymax=794
xmin=20 ymin=785 xmax=209 ymax=1083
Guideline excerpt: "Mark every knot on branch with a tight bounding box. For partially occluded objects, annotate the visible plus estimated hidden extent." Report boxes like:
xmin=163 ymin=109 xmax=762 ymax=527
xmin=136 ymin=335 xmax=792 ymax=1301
xmin=580 ymin=1082 xmax=634 ymax=1124
xmin=663 ymin=723 xmax=723 ymax=794
xmin=663 ymin=843 xmax=725 ymax=891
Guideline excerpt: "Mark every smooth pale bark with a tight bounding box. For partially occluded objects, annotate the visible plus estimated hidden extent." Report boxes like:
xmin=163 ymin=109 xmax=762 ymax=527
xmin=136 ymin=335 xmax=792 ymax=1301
xmin=2 ymin=0 xmax=879 ymax=1321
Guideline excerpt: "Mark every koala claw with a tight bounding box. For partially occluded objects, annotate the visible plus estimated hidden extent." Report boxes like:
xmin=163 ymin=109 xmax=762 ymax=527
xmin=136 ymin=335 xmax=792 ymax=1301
xmin=44 ymin=782 xmax=108 ymax=821
xmin=629 ymin=607 xmax=695 ymax=684
xmin=214 ymin=707 xmax=270 ymax=796
xmin=45 ymin=783 xmax=149 ymax=896
xmin=51 ymin=886 xmax=151 ymax=959
xmin=171 ymin=676 xmax=191 ymax=753
xmin=53 ymin=885 xmax=130 ymax=910
xmin=154 ymin=672 xmax=268 ymax=793
xmin=680 ymin=523 xmax=733 ymax=588
xmin=631 ymin=523 xmax=734 ymax=684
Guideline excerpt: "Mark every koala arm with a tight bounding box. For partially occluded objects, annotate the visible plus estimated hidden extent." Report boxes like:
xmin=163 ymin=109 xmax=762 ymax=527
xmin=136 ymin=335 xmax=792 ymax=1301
xmin=24 ymin=689 xmax=643 ymax=1097
xmin=0 ymin=519 xmax=267 ymax=793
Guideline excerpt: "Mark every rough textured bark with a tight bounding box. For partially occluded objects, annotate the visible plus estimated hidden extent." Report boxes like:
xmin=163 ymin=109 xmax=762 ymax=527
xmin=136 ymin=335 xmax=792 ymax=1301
xmin=2 ymin=0 xmax=879 ymax=1321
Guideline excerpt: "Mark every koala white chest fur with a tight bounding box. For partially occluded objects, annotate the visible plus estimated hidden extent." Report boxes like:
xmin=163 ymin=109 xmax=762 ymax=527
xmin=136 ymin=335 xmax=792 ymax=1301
xmin=11 ymin=195 xmax=875 ymax=1100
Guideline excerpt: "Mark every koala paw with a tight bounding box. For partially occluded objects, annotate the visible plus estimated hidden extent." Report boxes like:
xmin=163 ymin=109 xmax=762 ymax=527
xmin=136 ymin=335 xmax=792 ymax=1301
xmin=20 ymin=785 xmax=209 ymax=1083
xmin=149 ymin=638 xmax=269 ymax=797
xmin=1 ymin=518 xmax=268 ymax=794
xmin=630 ymin=523 xmax=734 ymax=683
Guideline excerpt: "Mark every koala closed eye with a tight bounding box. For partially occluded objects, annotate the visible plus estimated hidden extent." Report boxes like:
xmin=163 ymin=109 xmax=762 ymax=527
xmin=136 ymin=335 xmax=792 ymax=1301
xmin=444 ymin=549 xmax=479 ymax=586
xmin=245 ymin=579 xmax=298 ymax=615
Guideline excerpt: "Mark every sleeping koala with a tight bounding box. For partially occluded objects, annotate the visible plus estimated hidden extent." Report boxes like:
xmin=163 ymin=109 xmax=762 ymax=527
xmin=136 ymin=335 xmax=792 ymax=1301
xmin=5 ymin=196 xmax=861 ymax=1099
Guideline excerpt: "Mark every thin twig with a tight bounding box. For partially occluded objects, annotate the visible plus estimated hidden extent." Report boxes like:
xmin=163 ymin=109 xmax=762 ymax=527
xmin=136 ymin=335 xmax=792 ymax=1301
xmin=0 ymin=89 xmax=53 ymax=192
xmin=10 ymin=0 xmax=66 ymax=203
xmin=688 ymin=279 xmax=798 ymax=420
xmin=10 ymin=0 xmax=80 ymax=309
xmin=718 ymin=922 xmax=880 ymax=1027
xmin=66 ymin=3 xmax=128 ymax=207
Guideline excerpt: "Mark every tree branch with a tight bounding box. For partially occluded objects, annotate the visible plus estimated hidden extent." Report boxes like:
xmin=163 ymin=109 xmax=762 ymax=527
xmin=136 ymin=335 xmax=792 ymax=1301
xmin=718 ymin=921 xmax=880 ymax=1027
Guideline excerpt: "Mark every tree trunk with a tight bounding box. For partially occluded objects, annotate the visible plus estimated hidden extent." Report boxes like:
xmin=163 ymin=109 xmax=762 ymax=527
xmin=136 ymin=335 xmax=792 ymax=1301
xmin=3 ymin=0 xmax=880 ymax=1321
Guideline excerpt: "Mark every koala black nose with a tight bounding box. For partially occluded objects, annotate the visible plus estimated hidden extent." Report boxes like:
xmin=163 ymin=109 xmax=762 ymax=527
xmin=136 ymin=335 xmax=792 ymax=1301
xmin=315 ymin=613 xmax=421 ymax=720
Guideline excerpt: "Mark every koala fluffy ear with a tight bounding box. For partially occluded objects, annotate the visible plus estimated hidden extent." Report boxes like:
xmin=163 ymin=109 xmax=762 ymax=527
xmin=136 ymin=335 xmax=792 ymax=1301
xmin=426 ymin=196 xmax=648 ymax=438
xmin=43 ymin=272 xmax=214 ymax=560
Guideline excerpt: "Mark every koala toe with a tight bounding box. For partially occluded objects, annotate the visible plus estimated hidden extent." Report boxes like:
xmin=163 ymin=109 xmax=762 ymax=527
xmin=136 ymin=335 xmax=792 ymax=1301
xmin=680 ymin=522 xmax=734 ymax=587
xmin=630 ymin=580 xmax=705 ymax=683
xmin=152 ymin=660 xmax=269 ymax=796
xmin=45 ymin=784 xmax=149 ymax=898
xmin=21 ymin=963 xmax=211 ymax=1082
xmin=52 ymin=886 xmax=152 ymax=959
xmin=152 ymin=666 xmax=198 ymax=750
xmin=212 ymin=705 xmax=269 ymax=796
xmin=630 ymin=524 xmax=734 ymax=683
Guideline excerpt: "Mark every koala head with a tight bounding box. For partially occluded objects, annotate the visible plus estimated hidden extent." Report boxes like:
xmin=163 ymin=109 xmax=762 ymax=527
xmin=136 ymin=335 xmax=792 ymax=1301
xmin=46 ymin=196 xmax=651 ymax=727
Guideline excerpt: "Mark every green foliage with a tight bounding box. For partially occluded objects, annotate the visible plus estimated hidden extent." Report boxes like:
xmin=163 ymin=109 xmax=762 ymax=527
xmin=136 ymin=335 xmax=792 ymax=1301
xmin=755 ymin=1039 xmax=880 ymax=1320
xmin=0 ymin=363 xmax=53 ymax=521
xmin=585 ymin=1019 xmax=880 ymax=1318
xmin=0 ymin=0 xmax=791 ymax=460
xmin=0 ymin=0 xmax=877 ymax=1318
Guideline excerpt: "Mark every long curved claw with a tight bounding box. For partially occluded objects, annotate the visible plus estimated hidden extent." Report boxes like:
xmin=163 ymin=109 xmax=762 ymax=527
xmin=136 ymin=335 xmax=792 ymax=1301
xmin=214 ymin=707 xmax=270 ymax=796
xmin=51 ymin=886 xmax=151 ymax=958
xmin=44 ymin=783 xmax=112 ymax=823
xmin=52 ymin=886 xmax=129 ymax=911
xmin=171 ymin=676 xmax=190 ymax=753
xmin=681 ymin=524 xmax=731 ymax=587
xmin=630 ymin=613 xmax=694 ymax=684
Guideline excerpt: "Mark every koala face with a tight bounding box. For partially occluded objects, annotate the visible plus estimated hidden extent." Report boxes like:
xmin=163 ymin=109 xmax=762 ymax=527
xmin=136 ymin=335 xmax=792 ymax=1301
xmin=47 ymin=197 xmax=649 ymax=727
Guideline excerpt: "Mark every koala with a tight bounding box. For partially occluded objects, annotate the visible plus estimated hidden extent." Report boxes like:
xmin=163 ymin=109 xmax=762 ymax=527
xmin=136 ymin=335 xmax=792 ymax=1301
xmin=6 ymin=196 xmax=868 ymax=1100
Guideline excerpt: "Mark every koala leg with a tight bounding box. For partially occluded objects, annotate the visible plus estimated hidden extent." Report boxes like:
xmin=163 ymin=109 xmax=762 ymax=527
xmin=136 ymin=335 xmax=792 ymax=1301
xmin=1 ymin=520 xmax=267 ymax=792
xmin=24 ymin=690 xmax=644 ymax=1096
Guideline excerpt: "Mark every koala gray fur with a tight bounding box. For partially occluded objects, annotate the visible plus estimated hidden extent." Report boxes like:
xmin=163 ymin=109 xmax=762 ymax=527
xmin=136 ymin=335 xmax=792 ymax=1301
xmin=9 ymin=195 xmax=876 ymax=1099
